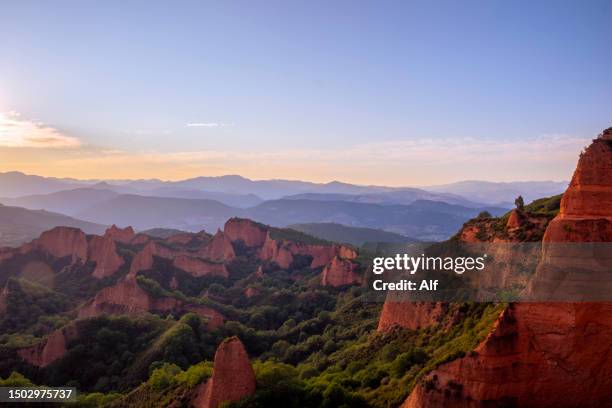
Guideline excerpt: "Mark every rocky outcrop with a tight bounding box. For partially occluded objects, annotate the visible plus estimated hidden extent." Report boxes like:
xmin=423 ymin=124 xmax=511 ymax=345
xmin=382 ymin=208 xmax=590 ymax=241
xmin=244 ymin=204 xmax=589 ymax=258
xmin=1 ymin=226 xmax=125 ymax=279
xmin=78 ymin=277 xmax=225 ymax=329
xmin=105 ymin=225 xmax=135 ymax=244
xmin=259 ymin=234 xmax=295 ymax=268
xmin=321 ymin=256 xmax=362 ymax=287
xmin=130 ymin=234 xmax=151 ymax=245
xmin=17 ymin=324 xmax=79 ymax=368
xmin=403 ymin=303 xmax=612 ymax=408
xmin=128 ymin=241 xmax=175 ymax=277
xmin=377 ymin=302 xmax=447 ymax=332
xmin=506 ymin=209 xmax=523 ymax=229
xmin=173 ymin=255 xmax=228 ymax=278
xmin=32 ymin=227 xmax=88 ymax=261
xmin=528 ymin=132 xmax=612 ymax=298
xmin=404 ymin=129 xmax=612 ymax=407
xmin=259 ymin=230 xmax=358 ymax=270
xmin=224 ymin=218 xmax=267 ymax=247
xmin=244 ymin=287 xmax=260 ymax=298
xmin=194 ymin=337 xmax=256 ymax=408
xmin=78 ymin=277 xmax=171 ymax=318
xmin=198 ymin=230 xmax=236 ymax=262
xmin=88 ymin=235 xmax=124 ymax=279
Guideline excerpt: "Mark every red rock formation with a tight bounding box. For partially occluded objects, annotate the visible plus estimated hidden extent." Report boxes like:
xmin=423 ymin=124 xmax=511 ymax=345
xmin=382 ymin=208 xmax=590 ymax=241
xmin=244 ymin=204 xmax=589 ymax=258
xmin=173 ymin=255 xmax=229 ymax=278
xmin=32 ymin=227 xmax=88 ymax=261
xmin=321 ymin=256 xmax=362 ymax=287
xmin=224 ymin=218 xmax=267 ymax=247
xmin=377 ymin=302 xmax=447 ymax=332
xmin=404 ymin=129 xmax=612 ymax=407
xmin=105 ymin=225 xmax=135 ymax=244
xmin=259 ymin=231 xmax=358 ymax=270
xmin=528 ymin=133 xmax=612 ymax=297
xmin=17 ymin=324 xmax=78 ymax=368
xmin=78 ymin=277 xmax=225 ymax=329
xmin=186 ymin=305 xmax=226 ymax=329
xmin=130 ymin=233 xmax=151 ymax=245
xmin=88 ymin=235 xmax=124 ymax=279
xmin=198 ymin=230 xmax=236 ymax=262
xmin=128 ymin=241 xmax=175 ymax=277
xmin=403 ymin=303 xmax=612 ymax=408
xmin=505 ymin=209 xmax=523 ymax=229
xmin=244 ymin=287 xmax=260 ymax=298
xmin=194 ymin=337 xmax=256 ymax=408
xmin=554 ymin=130 xmax=612 ymax=220
xmin=260 ymin=234 xmax=294 ymax=268
xmin=78 ymin=277 xmax=168 ymax=317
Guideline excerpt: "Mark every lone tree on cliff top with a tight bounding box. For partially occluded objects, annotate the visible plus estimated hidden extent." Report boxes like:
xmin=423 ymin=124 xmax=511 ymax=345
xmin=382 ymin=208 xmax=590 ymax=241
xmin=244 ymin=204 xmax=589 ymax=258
xmin=515 ymin=195 xmax=525 ymax=211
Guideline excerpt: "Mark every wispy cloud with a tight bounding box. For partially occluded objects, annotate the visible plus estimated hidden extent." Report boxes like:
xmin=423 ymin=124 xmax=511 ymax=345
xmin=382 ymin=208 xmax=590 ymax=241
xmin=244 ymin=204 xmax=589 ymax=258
xmin=0 ymin=111 xmax=82 ymax=148
xmin=186 ymin=122 xmax=233 ymax=128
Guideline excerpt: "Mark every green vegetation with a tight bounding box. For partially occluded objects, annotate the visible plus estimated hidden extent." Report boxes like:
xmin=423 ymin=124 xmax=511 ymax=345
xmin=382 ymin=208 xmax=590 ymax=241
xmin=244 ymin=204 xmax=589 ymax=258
xmin=269 ymin=227 xmax=330 ymax=245
xmin=523 ymin=194 xmax=562 ymax=216
xmin=288 ymin=223 xmax=419 ymax=247
xmin=0 ymin=278 xmax=70 ymax=339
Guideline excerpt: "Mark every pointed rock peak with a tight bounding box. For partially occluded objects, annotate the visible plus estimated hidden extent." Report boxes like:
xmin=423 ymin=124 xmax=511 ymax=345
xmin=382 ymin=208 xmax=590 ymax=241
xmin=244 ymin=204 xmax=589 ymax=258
xmin=547 ymin=128 xmax=612 ymax=225
xmin=321 ymin=256 xmax=362 ymax=287
xmin=105 ymin=225 xmax=135 ymax=243
xmin=195 ymin=336 xmax=256 ymax=408
xmin=506 ymin=208 xmax=523 ymax=229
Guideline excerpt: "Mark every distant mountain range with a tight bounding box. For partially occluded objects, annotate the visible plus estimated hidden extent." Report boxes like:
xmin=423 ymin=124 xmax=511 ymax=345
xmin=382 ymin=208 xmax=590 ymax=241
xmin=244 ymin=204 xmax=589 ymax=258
xmin=423 ymin=180 xmax=568 ymax=206
xmin=0 ymin=204 xmax=106 ymax=247
xmin=0 ymin=171 xmax=565 ymax=244
xmin=0 ymin=171 xmax=566 ymax=205
xmin=288 ymin=223 xmax=419 ymax=246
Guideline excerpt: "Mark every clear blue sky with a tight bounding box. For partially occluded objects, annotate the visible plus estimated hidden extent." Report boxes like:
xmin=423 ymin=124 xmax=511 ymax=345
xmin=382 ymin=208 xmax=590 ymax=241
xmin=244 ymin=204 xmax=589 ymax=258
xmin=0 ymin=1 xmax=610 ymax=184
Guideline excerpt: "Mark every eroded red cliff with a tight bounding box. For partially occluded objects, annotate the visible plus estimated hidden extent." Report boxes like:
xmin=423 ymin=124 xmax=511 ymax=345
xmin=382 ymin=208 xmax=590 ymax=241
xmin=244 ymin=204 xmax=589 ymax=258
xmin=224 ymin=218 xmax=267 ymax=247
xmin=105 ymin=225 xmax=135 ymax=244
xmin=321 ymin=256 xmax=362 ymax=287
xmin=17 ymin=324 xmax=79 ymax=368
xmin=377 ymin=302 xmax=447 ymax=332
xmin=404 ymin=128 xmax=612 ymax=407
xmin=32 ymin=227 xmax=88 ymax=261
xmin=194 ymin=337 xmax=256 ymax=408
xmin=88 ymin=235 xmax=124 ymax=279
xmin=78 ymin=277 xmax=225 ymax=329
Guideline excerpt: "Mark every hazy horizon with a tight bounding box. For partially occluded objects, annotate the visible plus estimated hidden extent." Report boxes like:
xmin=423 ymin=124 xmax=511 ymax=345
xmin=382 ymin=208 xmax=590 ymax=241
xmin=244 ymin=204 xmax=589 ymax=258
xmin=0 ymin=169 xmax=570 ymax=189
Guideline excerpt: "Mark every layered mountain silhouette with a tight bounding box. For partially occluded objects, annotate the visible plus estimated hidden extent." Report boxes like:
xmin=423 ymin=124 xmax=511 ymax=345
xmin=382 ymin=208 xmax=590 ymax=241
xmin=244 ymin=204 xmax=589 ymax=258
xmin=0 ymin=204 xmax=106 ymax=247
xmin=1 ymin=189 xmax=506 ymax=242
xmin=1 ymin=171 xmax=564 ymax=204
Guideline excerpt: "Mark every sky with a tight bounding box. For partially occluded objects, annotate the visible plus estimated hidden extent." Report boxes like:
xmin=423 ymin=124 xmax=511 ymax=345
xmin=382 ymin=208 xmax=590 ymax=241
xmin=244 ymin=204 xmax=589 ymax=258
xmin=0 ymin=0 xmax=611 ymax=186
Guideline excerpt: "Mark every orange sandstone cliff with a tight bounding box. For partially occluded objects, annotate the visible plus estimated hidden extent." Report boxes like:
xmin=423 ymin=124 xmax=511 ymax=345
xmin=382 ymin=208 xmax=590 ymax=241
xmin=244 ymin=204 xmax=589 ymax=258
xmin=105 ymin=225 xmax=136 ymax=244
xmin=321 ymin=256 xmax=363 ymax=287
xmin=16 ymin=324 xmax=79 ymax=368
xmin=88 ymin=234 xmax=124 ymax=279
xmin=78 ymin=277 xmax=225 ymax=329
xmin=31 ymin=227 xmax=88 ymax=261
xmin=403 ymin=128 xmax=612 ymax=407
xmin=194 ymin=337 xmax=256 ymax=408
